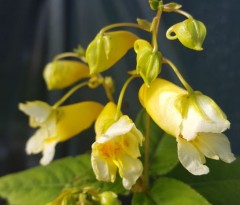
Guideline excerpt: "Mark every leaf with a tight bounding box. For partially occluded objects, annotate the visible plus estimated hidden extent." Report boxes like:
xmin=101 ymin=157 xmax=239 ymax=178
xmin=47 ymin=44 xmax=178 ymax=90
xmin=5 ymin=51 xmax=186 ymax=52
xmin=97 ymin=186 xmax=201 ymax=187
xmin=167 ymin=157 xmax=240 ymax=205
xmin=0 ymin=154 xmax=125 ymax=205
xmin=132 ymin=193 xmax=156 ymax=205
xmin=135 ymin=109 xmax=179 ymax=176
xmin=149 ymin=177 xmax=211 ymax=205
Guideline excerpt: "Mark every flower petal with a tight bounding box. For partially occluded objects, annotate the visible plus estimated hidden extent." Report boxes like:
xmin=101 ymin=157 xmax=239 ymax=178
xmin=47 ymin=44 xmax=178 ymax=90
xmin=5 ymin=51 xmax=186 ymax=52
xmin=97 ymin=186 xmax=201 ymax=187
xmin=97 ymin=116 xmax=134 ymax=143
xmin=115 ymin=153 xmax=143 ymax=190
xmin=26 ymin=128 xmax=46 ymax=155
xmin=182 ymin=94 xmax=230 ymax=141
xmin=177 ymin=137 xmax=209 ymax=175
xmin=40 ymin=139 xmax=58 ymax=165
xmin=57 ymin=101 xmax=103 ymax=141
xmin=19 ymin=101 xmax=52 ymax=127
xmin=91 ymin=142 xmax=117 ymax=182
xmin=195 ymin=133 xmax=235 ymax=163
xmin=139 ymin=79 xmax=186 ymax=137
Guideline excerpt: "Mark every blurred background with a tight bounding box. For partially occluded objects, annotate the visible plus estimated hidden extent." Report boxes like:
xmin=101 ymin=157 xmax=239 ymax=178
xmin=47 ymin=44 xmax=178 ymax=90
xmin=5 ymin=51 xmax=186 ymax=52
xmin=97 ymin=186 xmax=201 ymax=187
xmin=0 ymin=0 xmax=240 ymax=178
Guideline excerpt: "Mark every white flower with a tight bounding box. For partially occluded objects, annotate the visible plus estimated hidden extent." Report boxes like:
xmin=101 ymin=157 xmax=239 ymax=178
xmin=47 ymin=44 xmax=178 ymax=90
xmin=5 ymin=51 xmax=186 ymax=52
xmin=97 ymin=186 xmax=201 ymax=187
xmin=91 ymin=102 xmax=144 ymax=190
xmin=139 ymin=78 xmax=235 ymax=175
xmin=19 ymin=101 xmax=103 ymax=165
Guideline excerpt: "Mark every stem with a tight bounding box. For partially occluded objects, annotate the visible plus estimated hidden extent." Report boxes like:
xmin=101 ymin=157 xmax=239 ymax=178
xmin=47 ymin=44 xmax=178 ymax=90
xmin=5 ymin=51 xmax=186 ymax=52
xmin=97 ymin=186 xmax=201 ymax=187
xmin=143 ymin=112 xmax=150 ymax=191
xmin=53 ymin=81 xmax=89 ymax=108
xmin=163 ymin=57 xmax=193 ymax=93
xmin=173 ymin=9 xmax=193 ymax=18
xmin=53 ymin=52 xmax=82 ymax=61
xmin=115 ymin=75 xmax=137 ymax=120
xmin=100 ymin=22 xmax=144 ymax=35
xmin=151 ymin=3 xmax=163 ymax=52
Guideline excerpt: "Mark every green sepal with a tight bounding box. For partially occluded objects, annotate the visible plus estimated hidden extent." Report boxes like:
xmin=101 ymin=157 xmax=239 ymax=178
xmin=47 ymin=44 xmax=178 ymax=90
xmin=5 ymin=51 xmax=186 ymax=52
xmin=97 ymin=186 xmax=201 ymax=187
xmin=166 ymin=18 xmax=207 ymax=51
xmin=163 ymin=2 xmax=182 ymax=12
xmin=137 ymin=18 xmax=152 ymax=32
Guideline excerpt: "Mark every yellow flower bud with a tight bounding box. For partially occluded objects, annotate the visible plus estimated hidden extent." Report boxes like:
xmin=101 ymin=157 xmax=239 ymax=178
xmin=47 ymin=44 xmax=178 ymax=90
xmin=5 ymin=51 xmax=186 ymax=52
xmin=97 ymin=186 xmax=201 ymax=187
xmin=134 ymin=39 xmax=162 ymax=86
xmin=166 ymin=18 xmax=207 ymax=51
xmin=86 ymin=31 xmax=138 ymax=74
xmin=43 ymin=60 xmax=90 ymax=90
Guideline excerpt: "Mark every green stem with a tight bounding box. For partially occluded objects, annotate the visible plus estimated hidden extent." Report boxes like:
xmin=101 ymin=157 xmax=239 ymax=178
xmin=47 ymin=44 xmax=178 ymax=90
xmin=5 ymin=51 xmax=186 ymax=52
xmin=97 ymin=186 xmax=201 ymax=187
xmin=151 ymin=3 xmax=163 ymax=52
xmin=99 ymin=22 xmax=144 ymax=35
xmin=143 ymin=112 xmax=150 ymax=191
xmin=163 ymin=57 xmax=193 ymax=93
xmin=173 ymin=9 xmax=192 ymax=18
xmin=115 ymin=75 xmax=137 ymax=120
xmin=53 ymin=81 xmax=89 ymax=108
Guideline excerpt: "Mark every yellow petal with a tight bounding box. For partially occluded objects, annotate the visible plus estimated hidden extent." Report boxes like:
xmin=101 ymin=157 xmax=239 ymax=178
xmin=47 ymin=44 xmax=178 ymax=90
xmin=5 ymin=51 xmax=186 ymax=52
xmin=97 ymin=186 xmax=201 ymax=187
xmin=86 ymin=31 xmax=138 ymax=74
xmin=43 ymin=60 xmax=90 ymax=90
xmin=139 ymin=78 xmax=187 ymax=137
xmin=56 ymin=101 xmax=103 ymax=141
xmin=94 ymin=102 xmax=122 ymax=137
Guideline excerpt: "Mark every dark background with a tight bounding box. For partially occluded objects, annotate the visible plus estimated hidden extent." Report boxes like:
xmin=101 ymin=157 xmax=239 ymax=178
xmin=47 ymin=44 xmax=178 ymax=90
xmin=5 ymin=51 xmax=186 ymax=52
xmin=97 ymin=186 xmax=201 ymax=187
xmin=0 ymin=0 xmax=240 ymax=177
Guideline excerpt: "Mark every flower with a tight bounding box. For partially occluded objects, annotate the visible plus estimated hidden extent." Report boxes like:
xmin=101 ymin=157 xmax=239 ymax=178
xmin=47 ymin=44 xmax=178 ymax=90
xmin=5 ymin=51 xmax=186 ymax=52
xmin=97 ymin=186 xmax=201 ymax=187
xmin=19 ymin=101 xmax=103 ymax=165
xmin=139 ymin=78 xmax=235 ymax=175
xmin=91 ymin=102 xmax=144 ymax=190
xmin=86 ymin=31 xmax=138 ymax=74
xmin=166 ymin=18 xmax=206 ymax=51
xmin=43 ymin=60 xmax=90 ymax=90
xmin=134 ymin=39 xmax=162 ymax=86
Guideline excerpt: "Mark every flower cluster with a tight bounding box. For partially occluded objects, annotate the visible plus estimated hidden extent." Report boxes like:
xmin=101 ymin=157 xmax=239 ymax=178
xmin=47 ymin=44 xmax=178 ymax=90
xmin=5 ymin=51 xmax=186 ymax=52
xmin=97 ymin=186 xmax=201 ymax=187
xmin=19 ymin=1 xmax=235 ymax=203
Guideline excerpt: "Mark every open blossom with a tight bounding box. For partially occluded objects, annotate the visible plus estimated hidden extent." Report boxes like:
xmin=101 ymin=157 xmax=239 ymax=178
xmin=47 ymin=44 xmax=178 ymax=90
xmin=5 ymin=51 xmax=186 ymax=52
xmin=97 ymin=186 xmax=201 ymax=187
xmin=91 ymin=102 xmax=144 ymax=190
xmin=139 ymin=78 xmax=235 ymax=175
xmin=19 ymin=101 xmax=103 ymax=165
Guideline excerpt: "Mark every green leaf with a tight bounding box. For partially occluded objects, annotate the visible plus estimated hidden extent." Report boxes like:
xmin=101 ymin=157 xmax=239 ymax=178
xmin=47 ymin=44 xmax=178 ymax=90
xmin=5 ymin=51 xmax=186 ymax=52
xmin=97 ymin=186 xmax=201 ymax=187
xmin=149 ymin=177 xmax=211 ymax=205
xmin=132 ymin=193 xmax=156 ymax=205
xmin=135 ymin=109 xmax=179 ymax=176
xmin=0 ymin=154 xmax=125 ymax=205
xmin=167 ymin=157 xmax=240 ymax=205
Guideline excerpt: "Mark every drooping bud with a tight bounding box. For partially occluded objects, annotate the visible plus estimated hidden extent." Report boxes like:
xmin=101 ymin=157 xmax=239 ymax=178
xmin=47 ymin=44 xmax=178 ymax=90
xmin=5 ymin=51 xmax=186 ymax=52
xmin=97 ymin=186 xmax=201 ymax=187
xmin=43 ymin=60 xmax=90 ymax=90
xmin=86 ymin=31 xmax=138 ymax=74
xmin=134 ymin=39 xmax=162 ymax=86
xmin=98 ymin=191 xmax=121 ymax=205
xmin=166 ymin=18 xmax=207 ymax=51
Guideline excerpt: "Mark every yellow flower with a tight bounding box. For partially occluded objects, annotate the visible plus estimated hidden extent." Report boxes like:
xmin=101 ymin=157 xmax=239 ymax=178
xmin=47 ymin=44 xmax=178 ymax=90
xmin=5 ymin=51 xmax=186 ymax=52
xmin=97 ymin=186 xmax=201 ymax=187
xmin=139 ymin=78 xmax=235 ymax=175
xmin=43 ymin=60 xmax=90 ymax=90
xmin=19 ymin=101 xmax=103 ymax=165
xmin=166 ymin=18 xmax=206 ymax=51
xmin=134 ymin=39 xmax=162 ymax=86
xmin=91 ymin=102 xmax=144 ymax=190
xmin=86 ymin=31 xmax=138 ymax=74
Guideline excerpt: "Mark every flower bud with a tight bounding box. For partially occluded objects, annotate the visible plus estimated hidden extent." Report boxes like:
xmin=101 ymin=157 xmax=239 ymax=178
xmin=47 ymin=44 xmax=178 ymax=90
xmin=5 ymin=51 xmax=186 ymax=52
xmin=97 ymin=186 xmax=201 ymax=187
xmin=86 ymin=31 xmax=138 ymax=74
xmin=98 ymin=191 xmax=121 ymax=205
xmin=43 ymin=60 xmax=90 ymax=90
xmin=166 ymin=18 xmax=206 ymax=51
xmin=134 ymin=39 xmax=162 ymax=86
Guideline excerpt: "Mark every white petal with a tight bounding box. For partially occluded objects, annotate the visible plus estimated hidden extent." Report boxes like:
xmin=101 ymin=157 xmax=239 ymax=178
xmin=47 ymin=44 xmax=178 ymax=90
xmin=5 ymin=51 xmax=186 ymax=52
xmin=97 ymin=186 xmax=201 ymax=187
xmin=91 ymin=142 xmax=117 ymax=182
xmin=19 ymin=101 xmax=52 ymax=126
xmin=196 ymin=133 xmax=235 ymax=163
xmin=177 ymin=137 xmax=209 ymax=175
xmin=97 ymin=116 xmax=133 ymax=143
xmin=40 ymin=140 xmax=58 ymax=165
xmin=115 ymin=153 xmax=143 ymax=190
xmin=26 ymin=128 xmax=47 ymax=154
xmin=182 ymin=95 xmax=230 ymax=141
